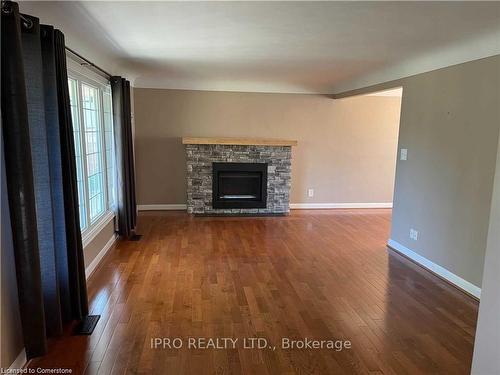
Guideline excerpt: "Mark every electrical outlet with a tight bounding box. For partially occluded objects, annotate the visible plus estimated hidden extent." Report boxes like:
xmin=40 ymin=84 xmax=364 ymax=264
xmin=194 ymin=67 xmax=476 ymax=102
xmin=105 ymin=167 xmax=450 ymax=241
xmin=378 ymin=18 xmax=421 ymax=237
xmin=400 ymin=148 xmax=408 ymax=161
xmin=308 ymin=188 xmax=314 ymax=198
xmin=409 ymin=228 xmax=419 ymax=241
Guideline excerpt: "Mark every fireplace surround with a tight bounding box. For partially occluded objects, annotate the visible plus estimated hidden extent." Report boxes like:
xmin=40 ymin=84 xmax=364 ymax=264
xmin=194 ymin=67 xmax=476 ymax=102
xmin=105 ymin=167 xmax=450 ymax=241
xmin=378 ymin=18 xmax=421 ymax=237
xmin=183 ymin=137 xmax=296 ymax=215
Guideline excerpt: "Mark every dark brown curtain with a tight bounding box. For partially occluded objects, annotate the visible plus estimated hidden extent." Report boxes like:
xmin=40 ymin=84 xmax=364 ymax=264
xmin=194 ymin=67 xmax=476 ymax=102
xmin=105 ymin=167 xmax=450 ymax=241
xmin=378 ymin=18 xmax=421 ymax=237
xmin=1 ymin=1 xmax=46 ymax=359
xmin=111 ymin=77 xmax=137 ymax=237
xmin=1 ymin=1 xmax=88 ymax=359
xmin=54 ymin=29 xmax=89 ymax=322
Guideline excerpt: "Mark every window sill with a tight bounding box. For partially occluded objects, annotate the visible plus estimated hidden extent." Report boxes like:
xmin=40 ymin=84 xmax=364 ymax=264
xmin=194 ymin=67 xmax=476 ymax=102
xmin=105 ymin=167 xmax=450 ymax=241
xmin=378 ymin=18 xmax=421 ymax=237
xmin=82 ymin=210 xmax=115 ymax=248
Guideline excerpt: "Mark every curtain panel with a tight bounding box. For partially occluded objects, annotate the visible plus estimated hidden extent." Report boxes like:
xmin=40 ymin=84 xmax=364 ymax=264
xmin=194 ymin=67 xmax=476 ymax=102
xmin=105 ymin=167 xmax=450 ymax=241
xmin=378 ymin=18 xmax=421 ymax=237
xmin=111 ymin=77 xmax=137 ymax=238
xmin=1 ymin=1 xmax=88 ymax=359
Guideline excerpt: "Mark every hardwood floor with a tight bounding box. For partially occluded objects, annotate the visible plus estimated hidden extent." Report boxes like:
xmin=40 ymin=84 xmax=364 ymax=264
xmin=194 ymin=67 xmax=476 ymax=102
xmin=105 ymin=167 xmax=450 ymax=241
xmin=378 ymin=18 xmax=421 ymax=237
xmin=29 ymin=209 xmax=478 ymax=374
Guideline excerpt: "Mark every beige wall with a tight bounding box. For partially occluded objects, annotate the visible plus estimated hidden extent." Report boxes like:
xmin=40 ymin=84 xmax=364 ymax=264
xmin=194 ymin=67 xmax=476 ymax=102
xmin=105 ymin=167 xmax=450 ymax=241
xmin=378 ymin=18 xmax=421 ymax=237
xmin=133 ymin=90 xmax=401 ymax=205
xmin=83 ymin=219 xmax=116 ymax=270
xmin=472 ymin=114 xmax=500 ymax=374
xmin=390 ymin=55 xmax=500 ymax=288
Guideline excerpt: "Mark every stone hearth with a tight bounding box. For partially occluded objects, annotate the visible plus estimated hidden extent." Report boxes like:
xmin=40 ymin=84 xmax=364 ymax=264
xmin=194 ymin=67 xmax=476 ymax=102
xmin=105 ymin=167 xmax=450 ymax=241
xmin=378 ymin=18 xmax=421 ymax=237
xmin=184 ymin=138 xmax=296 ymax=215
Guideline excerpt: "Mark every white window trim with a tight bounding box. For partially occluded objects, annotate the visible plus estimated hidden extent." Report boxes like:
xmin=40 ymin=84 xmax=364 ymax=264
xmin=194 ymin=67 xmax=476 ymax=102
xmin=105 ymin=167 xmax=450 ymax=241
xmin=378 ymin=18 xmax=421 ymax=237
xmin=67 ymin=57 xmax=110 ymax=87
xmin=81 ymin=210 xmax=115 ymax=248
xmin=68 ymin=56 xmax=116 ymax=247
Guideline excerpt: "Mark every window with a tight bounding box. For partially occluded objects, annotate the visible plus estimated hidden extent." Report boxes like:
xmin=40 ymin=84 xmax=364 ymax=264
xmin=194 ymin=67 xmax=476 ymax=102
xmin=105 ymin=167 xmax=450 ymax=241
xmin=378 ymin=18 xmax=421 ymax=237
xmin=68 ymin=71 xmax=116 ymax=236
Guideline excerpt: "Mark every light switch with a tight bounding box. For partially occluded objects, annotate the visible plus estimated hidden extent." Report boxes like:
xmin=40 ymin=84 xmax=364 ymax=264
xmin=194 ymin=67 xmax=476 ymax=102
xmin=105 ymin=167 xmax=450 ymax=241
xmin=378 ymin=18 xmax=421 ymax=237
xmin=308 ymin=188 xmax=314 ymax=198
xmin=400 ymin=148 xmax=408 ymax=161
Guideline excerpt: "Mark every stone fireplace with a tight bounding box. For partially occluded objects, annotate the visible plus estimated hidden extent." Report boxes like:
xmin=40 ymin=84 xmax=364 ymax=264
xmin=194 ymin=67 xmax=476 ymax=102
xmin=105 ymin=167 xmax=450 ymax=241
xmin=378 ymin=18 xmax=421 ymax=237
xmin=183 ymin=137 xmax=297 ymax=215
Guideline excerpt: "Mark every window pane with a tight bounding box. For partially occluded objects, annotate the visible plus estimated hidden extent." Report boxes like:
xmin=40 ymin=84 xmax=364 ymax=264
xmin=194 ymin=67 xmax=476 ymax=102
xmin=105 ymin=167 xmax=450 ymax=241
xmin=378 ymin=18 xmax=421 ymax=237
xmin=81 ymin=83 xmax=105 ymax=221
xmin=67 ymin=77 xmax=116 ymax=234
xmin=68 ymin=78 xmax=87 ymax=230
xmin=103 ymin=92 xmax=116 ymax=209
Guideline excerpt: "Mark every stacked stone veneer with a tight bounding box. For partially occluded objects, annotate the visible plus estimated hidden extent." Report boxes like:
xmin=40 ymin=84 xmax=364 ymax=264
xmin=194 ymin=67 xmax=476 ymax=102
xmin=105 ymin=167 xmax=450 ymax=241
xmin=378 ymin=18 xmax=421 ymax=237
xmin=186 ymin=144 xmax=292 ymax=215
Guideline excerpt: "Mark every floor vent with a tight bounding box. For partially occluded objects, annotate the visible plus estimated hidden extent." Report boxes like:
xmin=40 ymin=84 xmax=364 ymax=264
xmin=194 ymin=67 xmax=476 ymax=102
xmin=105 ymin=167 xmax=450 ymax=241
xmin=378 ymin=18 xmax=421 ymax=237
xmin=128 ymin=234 xmax=143 ymax=241
xmin=74 ymin=315 xmax=100 ymax=335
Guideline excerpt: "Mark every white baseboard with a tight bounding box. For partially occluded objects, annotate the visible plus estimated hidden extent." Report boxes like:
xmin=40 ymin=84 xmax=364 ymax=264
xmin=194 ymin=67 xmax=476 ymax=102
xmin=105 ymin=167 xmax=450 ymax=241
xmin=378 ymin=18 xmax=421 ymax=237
xmin=137 ymin=204 xmax=187 ymax=211
xmin=9 ymin=348 xmax=27 ymax=370
xmin=290 ymin=202 xmax=393 ymax=209
xmin=137 ymin=203 xmax=392 ymax=211
xmin=85 ymin=233 xmax=118 ymax=280
xmin=387 ymin=239 xmax=481 ymax=299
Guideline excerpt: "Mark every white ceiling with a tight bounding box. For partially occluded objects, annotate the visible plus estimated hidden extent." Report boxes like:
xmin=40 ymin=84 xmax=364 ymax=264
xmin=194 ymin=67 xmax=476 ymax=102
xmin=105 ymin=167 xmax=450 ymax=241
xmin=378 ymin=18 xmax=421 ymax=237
xmin=20 ymin=1 xmax=500 ymax=94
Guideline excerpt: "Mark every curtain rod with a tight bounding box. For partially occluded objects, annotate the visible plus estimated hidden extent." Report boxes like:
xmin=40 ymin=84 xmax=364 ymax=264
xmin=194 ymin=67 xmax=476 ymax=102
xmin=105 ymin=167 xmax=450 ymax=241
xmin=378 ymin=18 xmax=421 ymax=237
xmin=1 ymin=1 xmax=113 ymax=79
xmin=65 ymin=46 xmax=112 ymax=79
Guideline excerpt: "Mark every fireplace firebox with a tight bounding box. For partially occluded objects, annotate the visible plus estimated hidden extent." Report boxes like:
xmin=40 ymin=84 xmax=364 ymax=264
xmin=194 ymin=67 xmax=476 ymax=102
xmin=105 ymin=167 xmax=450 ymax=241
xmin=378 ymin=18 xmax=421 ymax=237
xmin=212 ymin=162 xmax=268 ymax=209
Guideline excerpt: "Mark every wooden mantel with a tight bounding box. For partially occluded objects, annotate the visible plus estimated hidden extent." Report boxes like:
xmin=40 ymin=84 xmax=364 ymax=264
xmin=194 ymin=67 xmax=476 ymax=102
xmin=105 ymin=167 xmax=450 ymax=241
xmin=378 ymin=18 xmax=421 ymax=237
xmin=182 ymin=137 xmax=298 ymax=146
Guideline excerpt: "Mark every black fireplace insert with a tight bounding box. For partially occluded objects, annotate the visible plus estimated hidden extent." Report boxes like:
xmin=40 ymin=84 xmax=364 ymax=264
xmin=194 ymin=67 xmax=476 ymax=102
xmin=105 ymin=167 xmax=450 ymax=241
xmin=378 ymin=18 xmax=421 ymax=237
xmin=212 ymin=162 xmax=268 ymax=209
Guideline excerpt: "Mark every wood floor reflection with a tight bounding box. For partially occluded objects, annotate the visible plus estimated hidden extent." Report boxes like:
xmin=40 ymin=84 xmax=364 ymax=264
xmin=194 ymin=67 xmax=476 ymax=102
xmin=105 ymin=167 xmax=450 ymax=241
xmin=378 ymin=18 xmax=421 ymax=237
xmin=29 ymin=209 xmax=478 ymax=374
